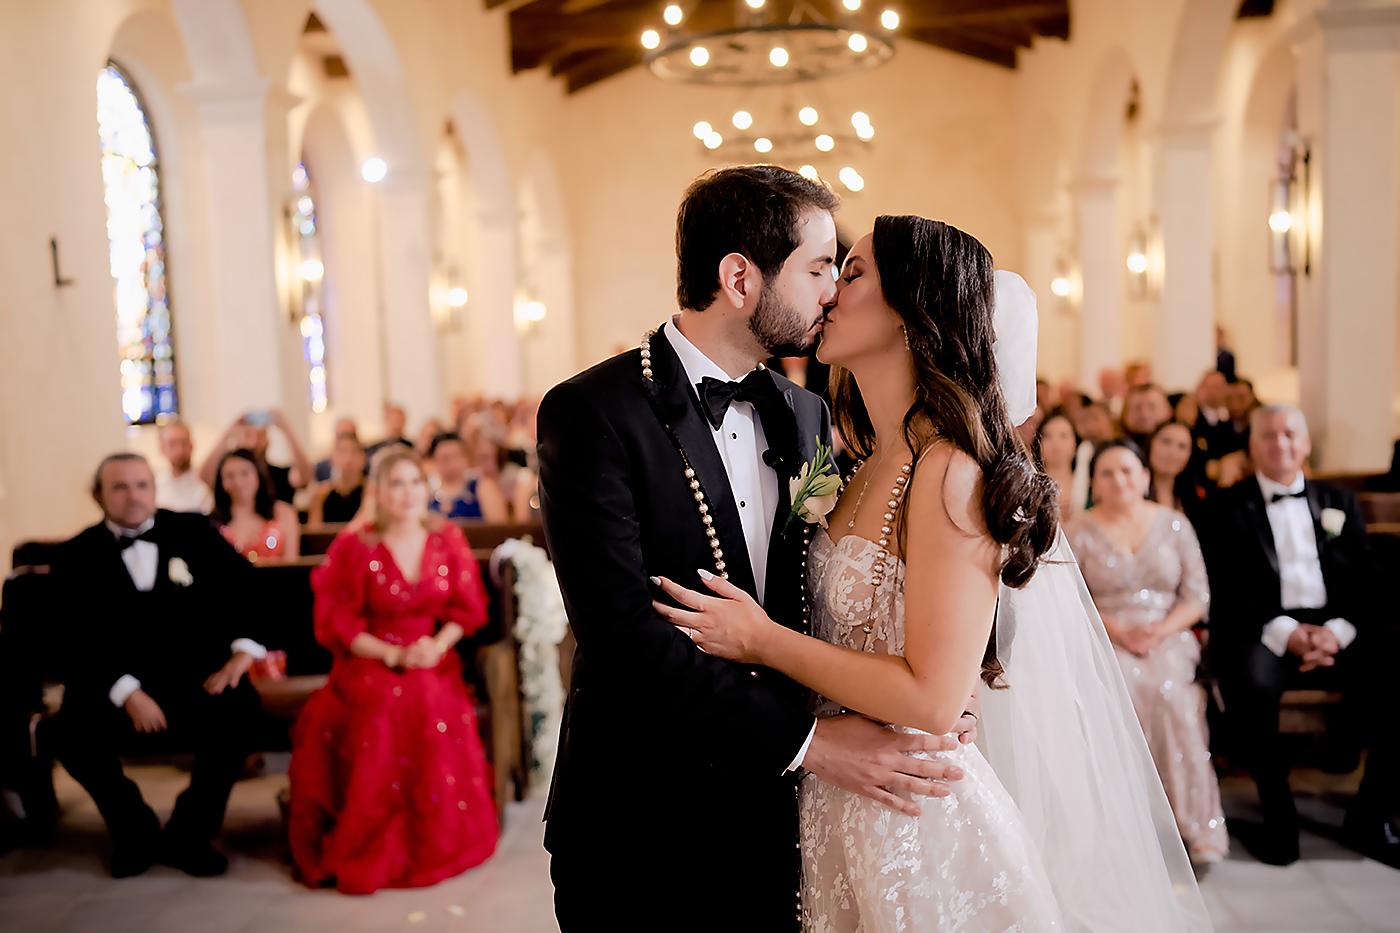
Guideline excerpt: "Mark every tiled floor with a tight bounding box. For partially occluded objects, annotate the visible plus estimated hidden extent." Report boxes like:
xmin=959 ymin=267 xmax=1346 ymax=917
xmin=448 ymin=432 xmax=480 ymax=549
xmin=1 ymin=761 xmax=1396 ymax=931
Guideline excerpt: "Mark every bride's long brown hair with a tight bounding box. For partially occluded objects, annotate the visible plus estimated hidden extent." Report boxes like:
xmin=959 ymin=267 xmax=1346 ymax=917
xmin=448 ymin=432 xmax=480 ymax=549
xmin=829 ymin=216 xmax=1059 ymax=686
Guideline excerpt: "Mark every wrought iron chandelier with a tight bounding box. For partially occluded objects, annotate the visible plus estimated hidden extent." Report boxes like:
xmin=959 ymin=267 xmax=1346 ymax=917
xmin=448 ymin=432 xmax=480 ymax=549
xmin=640 ymin=0 xmax=900 ymax=192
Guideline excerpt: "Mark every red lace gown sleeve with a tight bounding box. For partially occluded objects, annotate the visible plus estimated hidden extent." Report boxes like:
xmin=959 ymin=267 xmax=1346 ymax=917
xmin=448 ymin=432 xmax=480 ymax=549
xmin=311 ymin=533 xmax=369 ymax=654
xmin=441 ymin=524 xmax=488 ymax=636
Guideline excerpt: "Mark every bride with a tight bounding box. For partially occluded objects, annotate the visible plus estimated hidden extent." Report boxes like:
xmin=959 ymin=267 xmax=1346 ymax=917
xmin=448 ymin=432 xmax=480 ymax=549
xmin=652 ymin=215 xmax=1212 ymax=931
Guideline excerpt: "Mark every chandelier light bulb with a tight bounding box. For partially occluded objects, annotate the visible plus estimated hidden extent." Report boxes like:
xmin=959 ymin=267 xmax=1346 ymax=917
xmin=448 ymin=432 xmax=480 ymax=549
xmin=838 ymin=166 xmax=865 ymax=192
xmin=799 ymin=164 xmax=819 ymax=180
xmin=447 ymin=286 xmax=469 ymax=308
xmin=641 ymin=29 xmax=661 ymax=50
xmin=690 ymin=45 xmax=710 ymax=67
xmin=732 ymin=110 xmax=754 ymax=130
xmin=693 ymin=120 xmax=713 ymax=140
xmin=848 ymin=33 xmax=868 ymax=53
xmin=663 ymin=4 xmax=684 ymax=26
xmin=798 ymin=106 xmax=819 ymax=126
xmin=843 ymin=0 xmax=862 ymax=10
xmin=856 ymin=122 xmax=875 ymax=141
xmin=703 ymin=130 xmax=724 ymax=150
xmin=850 ymin=111 xmax=871 ymax=129
xmin=1050 ymin=276 xmax=1072 ymax=298
xmin=360 ymin=156 xmax=387 ymax=183
xmin=754 ymin=137 xmax=774 ymax=154
xmin=745 ymin=0 xmax=766 ymax=8
xmin=769 ymin=46 xmax=789 ymax=67
xmin=881 ymin=9 xmax=900 ymax=30
xmin=1126 ymin=250 xmax=1149 ymax=275
xmin=815 ymin=134 xmax=835 ymax=152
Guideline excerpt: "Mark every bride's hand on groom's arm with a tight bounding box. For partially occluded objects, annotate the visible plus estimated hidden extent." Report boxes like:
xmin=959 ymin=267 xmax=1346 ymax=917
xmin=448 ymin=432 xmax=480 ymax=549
xmin=650 ymin=571 xmax=776 ymax=664
xmin=805 ymin=715 xmax=965 ymax=818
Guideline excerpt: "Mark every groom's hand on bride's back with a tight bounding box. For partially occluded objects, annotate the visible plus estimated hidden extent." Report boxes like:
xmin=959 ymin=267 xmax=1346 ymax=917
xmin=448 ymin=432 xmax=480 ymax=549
xmin=803 ymin=715 xmax=965 ymax=818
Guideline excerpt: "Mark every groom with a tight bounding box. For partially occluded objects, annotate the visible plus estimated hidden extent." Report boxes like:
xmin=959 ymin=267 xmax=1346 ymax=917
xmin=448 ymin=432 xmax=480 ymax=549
xmin=537 ymin=166 xmax=970 ymax=930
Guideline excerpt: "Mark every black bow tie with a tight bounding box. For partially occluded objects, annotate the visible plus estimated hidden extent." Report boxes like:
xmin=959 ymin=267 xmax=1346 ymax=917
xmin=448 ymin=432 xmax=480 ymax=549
xmin=698 ymin=370 xmax=774 ymax=431
xmin=1269 ymin=489 xmax=1306 ymax=504
xmin=115 ymin=528 xmax=157 ymax=550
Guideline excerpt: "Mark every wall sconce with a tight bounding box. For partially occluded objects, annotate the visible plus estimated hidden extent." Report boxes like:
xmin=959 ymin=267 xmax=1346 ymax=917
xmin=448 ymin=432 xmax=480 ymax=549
xmin=1269 ymin=136 xmax=1311 ymax=276
xmin=1125 ymin=225 xmax=1149 ymax=297
xmin=514 ymin=295 xmax=548 ymax=336
xmin=1049 ymin=254 xmax=1076 ymax=309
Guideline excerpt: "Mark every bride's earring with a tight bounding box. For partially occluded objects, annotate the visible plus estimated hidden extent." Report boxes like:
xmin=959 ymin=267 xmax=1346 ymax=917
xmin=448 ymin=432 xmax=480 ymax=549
xmin=900 ymin=325 xmax=910 ymax=351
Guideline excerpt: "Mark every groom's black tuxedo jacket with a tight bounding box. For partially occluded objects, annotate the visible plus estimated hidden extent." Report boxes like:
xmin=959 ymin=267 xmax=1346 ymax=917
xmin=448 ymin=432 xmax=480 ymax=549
xmin=1202 ymin=477 xmax=1375 ymax=668
xmin=537 ymin=326 xmax=830 ymax=916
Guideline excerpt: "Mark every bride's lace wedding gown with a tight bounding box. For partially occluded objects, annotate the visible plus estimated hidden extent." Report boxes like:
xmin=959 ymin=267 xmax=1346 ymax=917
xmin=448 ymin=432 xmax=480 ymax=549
xmin=800 ymin=529 xmax=1062 ymax=932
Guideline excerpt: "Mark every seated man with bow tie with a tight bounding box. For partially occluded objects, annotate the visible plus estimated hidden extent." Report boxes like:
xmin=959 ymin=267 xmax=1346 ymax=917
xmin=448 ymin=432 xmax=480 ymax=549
xmin=46 ymin=453 xmax=269 ymax=878
xmin=1205 ymin=406 xmax=1398 ymax=867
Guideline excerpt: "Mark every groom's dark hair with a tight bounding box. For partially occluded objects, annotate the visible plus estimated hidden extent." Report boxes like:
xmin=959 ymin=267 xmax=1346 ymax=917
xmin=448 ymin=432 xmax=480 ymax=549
xmin=675 ymin=165 xmax=839 ymax=312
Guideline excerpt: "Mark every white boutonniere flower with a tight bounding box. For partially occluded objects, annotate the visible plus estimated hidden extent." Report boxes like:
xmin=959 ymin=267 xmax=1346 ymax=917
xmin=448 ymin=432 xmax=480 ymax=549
xmin=168 ymin=557 xmax=194 ymax=587
xmin=1320 ymin=507 xmax=1346 ymax=540
xmin=785 ymin=438 xmax=841 ymax=533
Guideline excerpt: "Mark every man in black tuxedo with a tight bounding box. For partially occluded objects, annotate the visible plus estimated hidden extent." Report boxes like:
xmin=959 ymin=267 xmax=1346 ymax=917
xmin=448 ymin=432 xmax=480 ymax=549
xmin=537 ymin=167 xmax=972 ymax=931
xmin=1205 ymin=406 xmax=1398 ymax=867
xmin=46 ymin=453 xmax=269 ymax=878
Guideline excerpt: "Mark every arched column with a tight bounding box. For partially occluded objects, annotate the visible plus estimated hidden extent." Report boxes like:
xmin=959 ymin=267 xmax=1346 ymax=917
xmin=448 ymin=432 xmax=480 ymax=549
xmin=1153 ymin=116 xmax=1218 ymax=389
xmin=178 ymin=78 xmax=287 ymax=418
xmin=374 ymin=169 xmax=444 ymax=417
xmin=1071 ymin=176 xmax=1123 ymax=387
xmin=1300 ymin=3 xmax=1400 ymax=470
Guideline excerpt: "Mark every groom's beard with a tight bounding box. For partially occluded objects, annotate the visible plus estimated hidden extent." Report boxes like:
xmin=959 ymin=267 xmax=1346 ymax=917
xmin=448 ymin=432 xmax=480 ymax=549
xmin=747 ymin=283 xmax=813 ymax=358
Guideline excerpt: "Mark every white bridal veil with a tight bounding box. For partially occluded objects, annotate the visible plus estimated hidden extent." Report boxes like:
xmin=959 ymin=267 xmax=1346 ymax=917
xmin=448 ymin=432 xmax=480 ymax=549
xmin=982 ymin=271 xmax=1213 ymax=932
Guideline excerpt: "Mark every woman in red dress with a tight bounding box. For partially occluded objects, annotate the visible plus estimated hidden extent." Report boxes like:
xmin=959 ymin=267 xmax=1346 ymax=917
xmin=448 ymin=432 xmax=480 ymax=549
xmin=288 ymin=447 xmax=498 ymax=894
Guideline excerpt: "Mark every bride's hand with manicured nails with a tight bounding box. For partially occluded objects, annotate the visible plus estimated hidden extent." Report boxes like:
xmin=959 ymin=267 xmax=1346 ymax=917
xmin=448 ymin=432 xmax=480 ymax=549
xmin=651 ymin=570 xmax=775 ymax=664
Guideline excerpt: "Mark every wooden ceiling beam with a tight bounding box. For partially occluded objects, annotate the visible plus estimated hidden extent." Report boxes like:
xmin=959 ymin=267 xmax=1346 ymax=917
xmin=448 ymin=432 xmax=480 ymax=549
xmin=561 ymin=48 xmax=642 ymax=92
xmin=907 ymin=26 xmax=1018 ymax=68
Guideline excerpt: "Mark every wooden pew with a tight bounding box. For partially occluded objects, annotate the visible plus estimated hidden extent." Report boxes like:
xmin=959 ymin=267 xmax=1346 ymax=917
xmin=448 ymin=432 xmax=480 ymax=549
xmin=6 ymin=520 xmax=547 ymax=825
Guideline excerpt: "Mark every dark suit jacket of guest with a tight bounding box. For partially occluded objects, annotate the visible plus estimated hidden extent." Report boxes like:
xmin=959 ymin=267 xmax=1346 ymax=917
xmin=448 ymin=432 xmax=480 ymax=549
xmin=53 ymin=509 xmax=265 ymax=707
xmin=536 ymin=327 xmax=828 ymax=901
xmin=1203 ymin=477 xmax=1374 ymax=665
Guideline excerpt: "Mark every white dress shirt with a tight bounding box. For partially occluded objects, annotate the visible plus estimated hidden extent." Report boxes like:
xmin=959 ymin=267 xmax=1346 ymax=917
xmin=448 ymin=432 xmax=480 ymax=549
xmin=1255 ymin=472 xmax=1357 ymax=656
xmin=156 ymin=468 xmax=213 ymax=514
xmin=663 ymin=320 xmax=779 ymax=603
xmin=106 ymin=517 xmax=266 ymax=707
xmin=662 ymin=319 xmax=814 ymax=771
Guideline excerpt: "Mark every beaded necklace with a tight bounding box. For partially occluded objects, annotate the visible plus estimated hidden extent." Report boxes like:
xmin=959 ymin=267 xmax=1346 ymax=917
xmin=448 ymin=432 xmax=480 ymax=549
xmin=638 ymin=329 xmax=815 ymax=633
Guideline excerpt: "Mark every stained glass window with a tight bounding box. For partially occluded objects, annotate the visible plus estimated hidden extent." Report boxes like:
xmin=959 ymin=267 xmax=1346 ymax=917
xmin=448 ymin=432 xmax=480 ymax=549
xmin=97 ymin=63 xmax=177 ymax=424
xmin=292 ymin=161 xmax=329 ymax=413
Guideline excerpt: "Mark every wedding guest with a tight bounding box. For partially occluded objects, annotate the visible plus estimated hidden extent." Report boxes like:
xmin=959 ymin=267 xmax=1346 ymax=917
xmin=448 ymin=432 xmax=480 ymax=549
xmin=428 ymin=432 xmax=509 ymax=523
xmin=1033 ymin=408 xmax=1088 ymax=520
xmin=154 ymin=422 xmax=212 ymax=514
xmin=288 ymin=448 xmax=498 ymax=893
xmin=1148 ymin=421 xmax=1206 ymax=526
xmin=1216 ymin=325 xmax=1238 ymax=382
xmin=1067 ymin=441 xmax=1228 ymax=865
xmin=1073 ymin=400 xmax=1116 ymax=446
xmin=1121 ymin=384 xmax=1174 ymax=451
xmin=1204 ymin=406 xmax=1399 ymax=867
xmin=1173 ymin=392 xmax=1199 ymax=429
xmin=212 ymin=449 xmax=300 ymax=562
xmin=46 ymin=454 xmax=269 ymax=877
xmin=365 ymin=402 xmax=412 ymax=460
xmin=415 ymin=418 xmax=446 ymax=458
xmin=1015 ymin=404 xmax=1045 ymax=448
xmin=313 ymin=417 xmax=359 ymax=483
xmin=308 ymin=435 xmax=367 ymax=525
xmin=200 ymin=409 xmax=312 ymax=504
xmin=1098 ymin=367 xmax=1128 ymax=417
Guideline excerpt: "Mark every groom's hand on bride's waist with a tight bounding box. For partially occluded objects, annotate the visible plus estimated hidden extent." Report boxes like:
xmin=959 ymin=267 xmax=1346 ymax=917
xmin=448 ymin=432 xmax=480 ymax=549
xmin=802 ymin=715 xmax=965 ymax=818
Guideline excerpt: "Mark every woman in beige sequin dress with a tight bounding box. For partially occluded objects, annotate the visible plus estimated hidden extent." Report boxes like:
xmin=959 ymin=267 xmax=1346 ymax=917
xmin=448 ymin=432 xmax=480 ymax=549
xmin=1066 ymin=440 xmax=1228 ymax=865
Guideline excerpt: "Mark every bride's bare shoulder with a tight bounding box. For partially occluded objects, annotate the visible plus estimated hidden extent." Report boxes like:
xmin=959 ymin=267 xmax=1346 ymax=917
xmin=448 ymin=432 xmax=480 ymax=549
xmin=908 ymin=441 xmax=988 ymax=539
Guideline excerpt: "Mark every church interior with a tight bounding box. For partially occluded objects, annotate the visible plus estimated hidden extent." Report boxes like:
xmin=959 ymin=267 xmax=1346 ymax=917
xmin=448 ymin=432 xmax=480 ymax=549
xmin=1 ymin=0 xmax=1399 ymax=930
